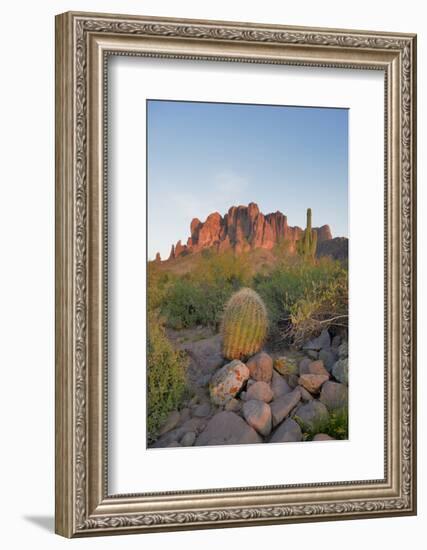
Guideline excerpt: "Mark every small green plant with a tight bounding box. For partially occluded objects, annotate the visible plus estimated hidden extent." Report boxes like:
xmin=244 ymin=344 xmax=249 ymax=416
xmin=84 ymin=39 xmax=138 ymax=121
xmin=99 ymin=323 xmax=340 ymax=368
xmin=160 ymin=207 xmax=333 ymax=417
xmin=147 ymin=311 xmax=188 ymax=443
xmin=296 ymin=406 xmax=349 ymax=441
xmin=221 ymin=287 xmax=268 ymax=360
xmin=296 ymin=208 xmax=318 ymax=260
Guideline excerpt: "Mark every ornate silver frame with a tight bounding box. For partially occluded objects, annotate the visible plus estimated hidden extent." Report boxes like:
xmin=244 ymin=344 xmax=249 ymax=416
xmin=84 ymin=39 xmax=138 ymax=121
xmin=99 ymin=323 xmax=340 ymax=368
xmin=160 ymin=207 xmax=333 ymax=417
xmin=55 ymin=11 xmax=417 ymax=537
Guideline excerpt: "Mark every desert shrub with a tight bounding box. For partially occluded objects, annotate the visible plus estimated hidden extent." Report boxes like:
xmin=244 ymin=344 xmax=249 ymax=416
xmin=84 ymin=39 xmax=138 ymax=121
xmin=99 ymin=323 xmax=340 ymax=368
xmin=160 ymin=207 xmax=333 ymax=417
xmin=221 ymin=288 xmax=268 ymax=360
xmin=254 ymin=257 xmax=348 ymax=345
xmin=147 ymin=312 xmax=188 ymax=443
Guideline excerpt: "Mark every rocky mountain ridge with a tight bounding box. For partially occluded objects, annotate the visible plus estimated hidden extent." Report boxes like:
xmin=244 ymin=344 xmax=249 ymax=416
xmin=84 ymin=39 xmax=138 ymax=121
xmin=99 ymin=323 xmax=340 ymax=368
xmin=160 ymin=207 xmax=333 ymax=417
xmin=157 ymin=202 xmax=334 ymax=261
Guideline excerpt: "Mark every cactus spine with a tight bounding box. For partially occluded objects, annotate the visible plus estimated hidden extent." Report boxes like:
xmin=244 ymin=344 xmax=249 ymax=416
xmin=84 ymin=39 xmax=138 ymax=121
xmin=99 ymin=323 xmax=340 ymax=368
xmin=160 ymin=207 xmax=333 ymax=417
xmin=297 ymin=208 xmax=317 ymax=260
xmin=221 ymin=288 xmax=268 ymax=360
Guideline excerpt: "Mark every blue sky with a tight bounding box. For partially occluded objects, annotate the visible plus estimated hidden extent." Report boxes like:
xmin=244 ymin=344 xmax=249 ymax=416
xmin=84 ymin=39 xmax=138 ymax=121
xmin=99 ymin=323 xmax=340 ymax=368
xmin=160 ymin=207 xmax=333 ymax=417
xmin=147 ymin=100 xmax=348 ymax=260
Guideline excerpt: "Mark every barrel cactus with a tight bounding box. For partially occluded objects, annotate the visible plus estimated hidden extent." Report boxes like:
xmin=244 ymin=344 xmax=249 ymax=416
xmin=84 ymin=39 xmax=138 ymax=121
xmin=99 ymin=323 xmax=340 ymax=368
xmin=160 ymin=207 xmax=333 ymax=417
xmin=221 ymin=288 xmax=268 ymax=360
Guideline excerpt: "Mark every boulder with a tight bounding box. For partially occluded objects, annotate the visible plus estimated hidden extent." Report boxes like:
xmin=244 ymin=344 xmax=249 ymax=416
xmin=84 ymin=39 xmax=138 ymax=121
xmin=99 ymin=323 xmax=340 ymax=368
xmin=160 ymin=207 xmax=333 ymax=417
xmin=318 ymin=349 xmax=337 ymax=372
xmin=273 ymin=355 xmax=299 ymax=376
xmin=332 ymin=357 xmax=348 ymax=385
xmin=178 ymin=407 xmax=191 ymax=424
xmin=269 ymin=418 xmax=302 ymax=443
xmin=242 ymin=400 xmax=272 ymax=436
xmin=331 ymin=335 xmax=341 ymax=348
xmin=303 ymin=329 xmax=331 ymax=351
xmin=307 ymin=359 xmax=329 ymax=377
xmin=313 ymin=433 xmax=335 ymax=441
xmin=247 ymin=352 xmax=273 ymax=382
xmin=195 ymin=411 xmax=263 ymax=446
xmin=209 ymin=360 xmax=249 ymax=405
xmin=294 ymin=400 xmax=329 ymax=431
xmin=193 ymin=402 xmax=211 ymax=418
xmin=320 ymin=381 xmax=348 ymax=411
xmin=287 ymin=374 xmax=299 ymax=389
xmin=338 ymin=341 xmax=348 ymax=358
xmin=298 ymin=385 xmax=314 ymax=402
xmin=298 ymin=374 xmax=329 ymax=394
xmin=178 ymin=333 xmax=224 ymax=387
xmin=159 ymin=410 xmax=181 ymax=435
xmin=299 ymin=357 xmax=312 ymax=375
xmin=307 ymin=350 xmax=318 ymax=360
xmin=181 ymin=432 xmax=196 ymax=446
xmin=271 ymin=371 xmax=291 ymax=399
xmin=270 ymin=389 xmax=301 ymax=427
xmin=246 ymin=381 xmax=274 ymax=403
xmin=224 ymin=398 xmax=242 ymax=412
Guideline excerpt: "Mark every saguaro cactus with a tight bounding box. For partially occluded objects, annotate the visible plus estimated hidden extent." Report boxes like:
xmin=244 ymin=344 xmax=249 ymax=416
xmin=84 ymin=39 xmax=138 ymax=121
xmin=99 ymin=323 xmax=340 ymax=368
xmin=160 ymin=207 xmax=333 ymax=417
xmin=297 ymin=208 xmax=317 ymax=260
xmin=221 ymin=288 xmax=268 ymax=360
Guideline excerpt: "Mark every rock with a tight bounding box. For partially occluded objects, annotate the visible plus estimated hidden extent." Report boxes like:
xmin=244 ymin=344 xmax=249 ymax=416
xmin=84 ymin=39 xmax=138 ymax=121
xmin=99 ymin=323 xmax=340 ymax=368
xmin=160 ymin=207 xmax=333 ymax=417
xmin=242 ymin=400 xmax=272 ymax=436
xmin=298 ymin=374 xmax=329 ymax=394
xmin=332 ymin=357 xmax=348 ymax=385
xmin=338 ymin=341 xmax=348 ymax=358
xmin=318 ymin=349 xmax=337 ymax=372
xmin=287 ymin=374 xmax=299 ymax=389
xmin=313 ymin=433 xmax=335 ymax=441
xmin=169 ymin=203 xmax=333 ymax=259
xmin=294 ymin=401 xmax=329 ymax=431
xmin=193 ymin=402 xmax=211 ymax=417
xmin=224 ymin=398 xmax=241 ymax=412
xmin=167 ymin=441 xmax=181 ymax=447
xmin=181 ymin=432 xmax=196 ymax=446
xmin=307 ymin=350 xmax=318 ymax=360
xmin=273 ymin=356 xmax=298 ymax=376
xmin=209 ymin=360 xmax=249 ymax=405
xmin=179 ymin=408 xmax=191 ymax=424
xmin=331 ymin=335 xmax=341 ymax=348
xmin=247 ymin=379 xmax=256 ymax=388
xmin=303 ymin=329 xmax=331 ymax=351
xmin=320 ymin=381 xmax=348 ymax=411
xmin=307 ymin=359 xmax=329 ymax=377
xmin=240 ymin=391 xmax=247 ymax=401
xmin=195 ymin=411 xmax=263 ymax=446
xmin=189 ymin=395 xmax=199 ymax=407
xmin=298 ymin=385 xmax=314 ymax=402
xmin=247 ymin=352 xmax=273 ymax=382
xmin=159 ymin=410 xmax=181 ymax=435
xmin=246 ymin=381 xmax=274 ymax=403
xmin=270 ymin=389 xmax=301 ymax=427
xmin=175 ymin=333 xmax=224 ymax=390
xmin=269 ymin=418 xmax=303 ymax=443
xmin=271 ymin=371 xmax=291 ymax=399
xmin=299 ymin=357 xmax=312 ymax=375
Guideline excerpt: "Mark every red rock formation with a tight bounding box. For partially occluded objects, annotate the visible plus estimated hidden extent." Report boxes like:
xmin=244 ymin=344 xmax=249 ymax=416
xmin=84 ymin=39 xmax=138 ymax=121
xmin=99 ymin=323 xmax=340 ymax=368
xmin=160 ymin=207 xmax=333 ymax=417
xmin=158 ymin=203 xmax=333 ymax=260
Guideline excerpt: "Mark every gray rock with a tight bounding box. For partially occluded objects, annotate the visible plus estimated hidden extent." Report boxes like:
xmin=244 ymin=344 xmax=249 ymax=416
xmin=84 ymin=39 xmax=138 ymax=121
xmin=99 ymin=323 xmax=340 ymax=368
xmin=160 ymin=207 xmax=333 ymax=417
xmin=242 ymin=400 xmax=272 ymax=436
xmin=167 ymin=440 xmax=181 ymax=447
xmin=288 ymin=374 xmax=300 ymax=389
xmin=299 ymin=357 xmax=312 ymax=375
xmin=320 ymin=381 xmax=348 ymax=411
xmin=298 ymin=374 xmax=329 ymax=394
xmin=307 ymin=350 xmax=318 ymax=360
xmin=332 ymin=357 xmax=348 ymax=385
xmin=181 ymin=432 xmax=196 ymax=446
xmin=303 ymin=329 xmax=331 ymax=352
xmin=179 ymin=407 xmax=191 ymax=424
xmin=197 ymin=373 xmax=213 ymax=387
xmin=269 ymin=418 xmax=302 ymax=443
xmin=298 ymin=385 xmax=314 ymax=402
xmin=209 ymin=360 xmax=249 ymax=406
xmin=338 ymin=341 xmax=348 ymax=358
xmin=159 ymin=410 xmax=181 ymax=435
xmin=246 ymin=381 xmax=274 ymax=403
xmin=247 ymin=379 xmax=256 ymax=388
xmin=240 ymin=391 xmax=247 ymax=401
xmin=193 ymin=402 xmax=211 ymax=417
xmin=271 ymin=371 xmax=292 ymax=399
xmin=270 ymin=389 xmax=301 ymax=427
xmin=178 ymin=333 xmax=224 ymax=383
xmin=318 ymin=349 xmax=337 ymax=372
xmin=313 ymin=433 xmax=335 ymax=441
xmin=331 ymin=335 xmax=341 ymax=348
xmin=224 ymin=398 xmax=241 ymax=412
xmin=195 ymin=411 xmax=263 ymax=446
xmin=294 ymin=400 xmax=329 ymax=431
xmin=307 ymin=359 xmax=330 ymax=377
xmin=246 ymin=352 xmax=273 ymax=382
xmin=180 ymin=417 xmax=206 ymax=434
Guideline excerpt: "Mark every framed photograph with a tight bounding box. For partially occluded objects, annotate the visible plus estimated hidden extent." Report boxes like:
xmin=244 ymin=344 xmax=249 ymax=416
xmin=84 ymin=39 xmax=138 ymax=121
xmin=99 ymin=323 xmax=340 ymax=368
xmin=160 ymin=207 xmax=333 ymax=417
xmin=55 ymin=11 xmax=417 ymax=537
